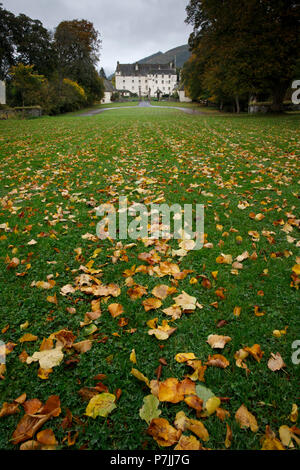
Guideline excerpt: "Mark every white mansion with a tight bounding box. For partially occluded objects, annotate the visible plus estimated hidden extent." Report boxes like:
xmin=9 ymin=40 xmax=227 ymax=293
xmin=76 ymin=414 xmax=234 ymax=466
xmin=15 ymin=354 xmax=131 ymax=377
xmin=115 ymin=62 xmax=178 ymax=98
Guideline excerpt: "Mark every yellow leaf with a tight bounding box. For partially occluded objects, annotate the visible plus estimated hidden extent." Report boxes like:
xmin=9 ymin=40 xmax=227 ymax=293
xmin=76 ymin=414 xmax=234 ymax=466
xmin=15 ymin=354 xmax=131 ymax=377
xmin=261 ymin=426 xmax=285 ymax=450
xmin=233 ymin=306 xmax=241 ymax=317
xmin=131 ymin=368 xmax=150 ymax=387
xmin=130 ymin=349 xmax=137 ymax=364
xmin=292 ymin=264 xmax=300 ymax=275
xmin=19 ymin=333 xmax=38 ymax=343
xmin=290 ymin=404 xmax=298 ymax=423
xmin=205 ymin=396 xmax=221 ymax=415
xmin=85 ymin=393 xmax=117 ymax=418
xmin=175 ymin=353 xmax=196 ymax=363
xmin=279 ymin=425 xmax=295 ymax=448
xmin=142 ymin=298 xmax=162 ymax=311
xmin=108 ymin=303 xmax=123 ymax=318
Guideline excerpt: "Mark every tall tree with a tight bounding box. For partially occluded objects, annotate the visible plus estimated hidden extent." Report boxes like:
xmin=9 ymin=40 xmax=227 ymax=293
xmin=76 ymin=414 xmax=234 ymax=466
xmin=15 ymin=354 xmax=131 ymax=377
xmin=13 ymin=13 xmax=55 ymax=78
xmin=99 ymin=67 xmax=107 ymax=79
xmin=185 ymin=0 xmax=300 ymax=111
xmin=54 ymin=20 xmax=101 ymax=81
xmin=0 ymin=4 xmax=54 ymax=79
xmin=54 ymin=20 xmax=103 ymax=103
xmin=0 ymin=3 xmax=16 ymax=79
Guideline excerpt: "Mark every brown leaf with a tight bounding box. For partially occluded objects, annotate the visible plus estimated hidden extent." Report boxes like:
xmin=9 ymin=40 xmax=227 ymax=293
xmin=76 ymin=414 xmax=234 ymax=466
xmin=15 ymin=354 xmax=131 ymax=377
xmin=0 ymin=402 xmax=20 ymax=418
xmin=23 ymin=399 xmax=43 ymax=415
xmin=174 ymin=434 xmax=202 ymax=450
xmin=184 ymin=395 xmax=203 ymax=412
xmin=36 ymin=428 xmax=57 ymax=446
xmin=147 ymin=418 xmax=181 ymax=447
xmin=225 ymin=423 xmax=232 ymax=448
xmin=73 ymin=340 xmax=92 ymax=353
xmin=235 ymin=404 xmax=258 ymax=432
xmin=206 ymin=354 xmax=230 ymax=368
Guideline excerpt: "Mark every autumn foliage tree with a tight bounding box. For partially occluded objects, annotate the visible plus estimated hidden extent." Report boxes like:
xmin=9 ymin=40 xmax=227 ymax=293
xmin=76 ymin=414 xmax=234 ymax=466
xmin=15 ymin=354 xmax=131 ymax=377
xmin=10 ymin=64 xmax=45 ymax=107
xmin=54 ymin=20 xmax=104 ymax=104
xmin=184 ymin=0 xmax=300 ymax=111
xmin=1 ymin=5 xmax=104 ymax=113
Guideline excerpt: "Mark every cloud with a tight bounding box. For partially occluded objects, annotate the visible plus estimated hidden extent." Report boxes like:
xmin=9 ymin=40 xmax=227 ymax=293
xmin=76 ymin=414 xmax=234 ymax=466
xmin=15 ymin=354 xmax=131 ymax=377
xmin=4 ymin=0 xmax=192 ymax=75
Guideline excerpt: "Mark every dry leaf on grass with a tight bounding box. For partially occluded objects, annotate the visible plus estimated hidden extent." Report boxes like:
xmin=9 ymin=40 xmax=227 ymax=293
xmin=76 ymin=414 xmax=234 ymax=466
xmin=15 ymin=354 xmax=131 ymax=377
xmin=261 ymin=426 xmax=285 ymax=450
xmin=108 ymin=303 xmax=124 ymax=318
xmin=85 ymin=393 xmax=117 ymax=418
xmin=151 ymin=284 xmax=176 ymax=300
xmin=142 ymin=298 xmax=162 ymax=311
xmin=174 ymin=434 xmax=202 ymax=450
xmin=207 ymin=334 xmax=232 ymax=349
xmin=267 ymin=352 xmax=286 ymax=371
xmin=205 ymin=354 xmax=230 ymax=368
xmin=235 ymin=404 xmax=258 ymax=432
xmin=148 ymin=320 xmax=177 ymax=340
xmin=174 ymin=291 xmax=197 ymax=311
xmin=147 ymin=418 xmax=181 ymax=447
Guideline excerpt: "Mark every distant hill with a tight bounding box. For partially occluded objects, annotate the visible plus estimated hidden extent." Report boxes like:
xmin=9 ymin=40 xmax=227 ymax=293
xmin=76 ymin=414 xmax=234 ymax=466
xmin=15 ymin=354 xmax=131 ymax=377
xmin=138 ymin=44 xmax=190 ymax=69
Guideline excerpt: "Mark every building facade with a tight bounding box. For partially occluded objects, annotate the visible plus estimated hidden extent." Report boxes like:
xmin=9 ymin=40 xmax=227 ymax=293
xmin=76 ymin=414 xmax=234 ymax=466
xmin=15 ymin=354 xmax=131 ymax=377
xmin=115 ymin=62 xmax=177 ymax=98
xmin=101 ymin=79 xmax=115 ymax=104
xmin=0 ymin=81 xmax=6 ymax=105
xmin=178 ymin=83 xmax=192 ymax=103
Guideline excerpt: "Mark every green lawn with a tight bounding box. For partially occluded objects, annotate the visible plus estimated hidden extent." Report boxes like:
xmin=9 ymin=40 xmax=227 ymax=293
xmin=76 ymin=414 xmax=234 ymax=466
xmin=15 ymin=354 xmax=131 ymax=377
xmin=0 ymin=108 xmax=299 ymax=450
xmin=150 ymin=100 xmax=221 ymax=113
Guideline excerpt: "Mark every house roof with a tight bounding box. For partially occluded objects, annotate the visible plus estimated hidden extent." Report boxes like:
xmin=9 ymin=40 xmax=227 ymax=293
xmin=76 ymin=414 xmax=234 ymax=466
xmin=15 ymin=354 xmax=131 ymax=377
xmin=103 ymin=79 xmax=115 ymax=92
xmin=116 ymin=62 xmax=176 ymax=77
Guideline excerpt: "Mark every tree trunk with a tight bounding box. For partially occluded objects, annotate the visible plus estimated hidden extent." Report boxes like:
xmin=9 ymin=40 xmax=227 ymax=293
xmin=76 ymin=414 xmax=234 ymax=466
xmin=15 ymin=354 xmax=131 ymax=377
xmin=22 ymin=94 xmax=25 ymax=119
xmin=219 ymin=100 xmax=223 ymax=111
xmin=270 ymin=85 xmax=287 ymax=113
xmin=235 ymin=95 xmax=240 ymax=114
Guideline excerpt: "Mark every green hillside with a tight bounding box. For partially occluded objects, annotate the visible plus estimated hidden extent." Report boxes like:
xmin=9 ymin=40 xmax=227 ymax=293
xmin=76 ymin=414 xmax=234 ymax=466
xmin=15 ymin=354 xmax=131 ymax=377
xmin=138 ymin=44 xmax=190 ymax=68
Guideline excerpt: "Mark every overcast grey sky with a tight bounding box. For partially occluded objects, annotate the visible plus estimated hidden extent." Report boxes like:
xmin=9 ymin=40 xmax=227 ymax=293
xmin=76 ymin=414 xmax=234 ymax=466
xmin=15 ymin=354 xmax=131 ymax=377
xmin=4 ymin=0 xmax=192 ymax=76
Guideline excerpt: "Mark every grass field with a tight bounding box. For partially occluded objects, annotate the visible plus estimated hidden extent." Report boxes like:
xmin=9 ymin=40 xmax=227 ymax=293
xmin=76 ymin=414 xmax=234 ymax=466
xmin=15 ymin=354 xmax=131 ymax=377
xmin=0 ymin=108 xmax=299 ymax=450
